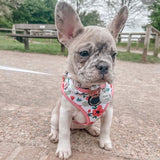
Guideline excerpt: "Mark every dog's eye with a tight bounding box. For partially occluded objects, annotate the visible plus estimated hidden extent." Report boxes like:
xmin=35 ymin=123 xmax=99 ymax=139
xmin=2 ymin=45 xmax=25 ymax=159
xmin=111 ymin=52 xmax=117 ymax=61
xmin=79 ymin=51 xmax=89 ymax=57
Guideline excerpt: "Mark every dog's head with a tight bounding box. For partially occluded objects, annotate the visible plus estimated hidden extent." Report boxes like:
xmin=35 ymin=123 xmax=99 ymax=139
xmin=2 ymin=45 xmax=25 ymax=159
xmin=55 ymin=2 xmax=128 ymax=88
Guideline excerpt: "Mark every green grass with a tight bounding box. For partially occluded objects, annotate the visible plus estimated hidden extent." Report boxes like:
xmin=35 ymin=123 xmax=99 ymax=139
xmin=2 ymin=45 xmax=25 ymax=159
xmin=0 ymin=36 xmax=160 ymax=63
xmin=0 ymin=31 xmax=11 ymax=36
xmin=117 ymin=51 xmax=160 ymax=63
xmin=31 ymin=38 xmax=58 ymax=43
xmin=0 ymin=36 xmax=68 ymax=56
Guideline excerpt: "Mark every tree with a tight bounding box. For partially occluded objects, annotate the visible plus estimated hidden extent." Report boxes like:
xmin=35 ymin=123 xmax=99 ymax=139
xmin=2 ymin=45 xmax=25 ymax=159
xmin=44 ymin=0 xmax=57 ymax=24
xmin=64 ymin=0 xmax=148 ymax=27
xmin=0 ymin=0 xmax=22 ymax=27
xmin=80 ymin=11 xmax=103 ymax=26
xmin=67 ymin=0 xmax=95 ymax=14
xmin=0 ymin=0 xmax=22 ymax=17
xmin=12 ymin=0 xmax=57 ymax=24
xmin=102 ymin=0 xmax=147 ymax=27
xmin=64 ymin=0 xmax=103 ymax=26
xmin=149 ymin=0 xmax=160 ymax=31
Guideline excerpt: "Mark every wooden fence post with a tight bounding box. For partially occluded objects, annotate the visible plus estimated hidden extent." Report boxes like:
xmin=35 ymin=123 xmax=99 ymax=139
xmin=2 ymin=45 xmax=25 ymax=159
xmin=24 ymin=29 xmax=29 ymax=50
xmin=118 ymin=34 xmax=121 ymax=43
xmin=136 ymin=37 xmax=141 ymax=49
xmin=12 ymin=24 xmax=16 ymax=34
xmin=61 ymin=44 xmax=65 ymax=52
xmin=153 ymin=33 xmax=159 ymax=57
xmin=142 ymin=24 xmax=151 ymax=62
xmin=127 ymin=34 xmax=132 ymax=53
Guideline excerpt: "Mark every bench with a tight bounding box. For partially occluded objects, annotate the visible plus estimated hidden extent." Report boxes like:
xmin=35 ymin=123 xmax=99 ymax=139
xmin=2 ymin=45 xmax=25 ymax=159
xmin=7 ymin=24 xmax=65 ymax=52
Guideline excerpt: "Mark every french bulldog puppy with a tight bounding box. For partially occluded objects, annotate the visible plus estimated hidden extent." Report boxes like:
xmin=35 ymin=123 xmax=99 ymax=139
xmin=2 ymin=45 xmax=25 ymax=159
xmin=49 ymin=2 xmax=128 ymax=159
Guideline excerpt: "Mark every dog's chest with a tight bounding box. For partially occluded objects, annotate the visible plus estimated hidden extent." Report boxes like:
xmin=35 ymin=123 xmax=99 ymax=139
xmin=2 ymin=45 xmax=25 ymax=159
xmin=61 ymin=74 xmax=113 ymax=125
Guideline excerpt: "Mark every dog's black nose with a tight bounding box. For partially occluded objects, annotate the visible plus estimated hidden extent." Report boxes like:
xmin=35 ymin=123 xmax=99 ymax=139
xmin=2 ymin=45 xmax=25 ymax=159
xmin=96 ymin=63 xmax=108 ymax=74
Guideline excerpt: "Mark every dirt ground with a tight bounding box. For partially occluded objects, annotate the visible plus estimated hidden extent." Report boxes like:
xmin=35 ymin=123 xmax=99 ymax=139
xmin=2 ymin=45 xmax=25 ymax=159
xmin=0 ymin=50 xmax=160 ymax=160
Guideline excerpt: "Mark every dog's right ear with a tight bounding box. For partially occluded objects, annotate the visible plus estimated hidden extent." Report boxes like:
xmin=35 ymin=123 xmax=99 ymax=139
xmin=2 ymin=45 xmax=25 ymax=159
xmin=108 ymin=6 xmax=128 ymax=40
xmin=55 ymin=2 xmax=84 ymax=47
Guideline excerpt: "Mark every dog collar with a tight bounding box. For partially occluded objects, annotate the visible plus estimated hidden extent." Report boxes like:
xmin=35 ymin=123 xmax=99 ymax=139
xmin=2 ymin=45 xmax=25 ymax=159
xmin=62 ymin=72 xmax=104 ymax=92
xmin=61 ymin=72 xmax=113 ymax=125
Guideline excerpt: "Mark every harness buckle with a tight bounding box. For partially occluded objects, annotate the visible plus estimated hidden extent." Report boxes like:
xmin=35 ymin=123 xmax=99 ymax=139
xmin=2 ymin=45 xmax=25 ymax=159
xmin=89 ymin=88 xmax=101 ymax=97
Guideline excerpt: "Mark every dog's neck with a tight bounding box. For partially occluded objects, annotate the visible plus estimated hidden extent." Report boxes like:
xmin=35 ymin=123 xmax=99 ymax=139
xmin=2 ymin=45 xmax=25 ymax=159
xmin=65 ymin=72 xmax=105 ymax=90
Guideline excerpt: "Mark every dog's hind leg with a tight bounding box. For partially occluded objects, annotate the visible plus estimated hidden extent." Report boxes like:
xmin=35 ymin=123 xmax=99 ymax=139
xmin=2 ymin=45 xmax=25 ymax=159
xmin=85 ymin=124 xmax=100 ymax=137
xmin=49 ymin=99 xmax=61 ymax=143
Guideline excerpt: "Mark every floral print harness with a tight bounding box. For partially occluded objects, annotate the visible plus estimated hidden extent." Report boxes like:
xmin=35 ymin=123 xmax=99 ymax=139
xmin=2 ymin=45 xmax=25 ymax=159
xmin=61 ymin=73 xmax=113 ymax=126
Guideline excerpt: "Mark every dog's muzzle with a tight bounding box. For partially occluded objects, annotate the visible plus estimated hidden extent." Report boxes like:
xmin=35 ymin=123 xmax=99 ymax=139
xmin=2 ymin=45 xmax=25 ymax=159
xmin=96 ymin=62 xmax=109 ymax=75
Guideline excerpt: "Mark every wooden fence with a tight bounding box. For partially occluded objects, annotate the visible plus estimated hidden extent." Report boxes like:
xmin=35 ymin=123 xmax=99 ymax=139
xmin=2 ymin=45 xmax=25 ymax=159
xmin=1 ymin=25 xmax=160 ymax=62
xmin=119 ymin=24 xmax=160 ymax=62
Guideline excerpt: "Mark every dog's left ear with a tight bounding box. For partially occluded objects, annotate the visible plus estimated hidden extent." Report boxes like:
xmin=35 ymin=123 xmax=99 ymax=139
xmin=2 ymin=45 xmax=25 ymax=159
xmin=108 ymin=6 xmax=128 ymax=40
xmin=55 ymin=2 xmax=84 ymax=46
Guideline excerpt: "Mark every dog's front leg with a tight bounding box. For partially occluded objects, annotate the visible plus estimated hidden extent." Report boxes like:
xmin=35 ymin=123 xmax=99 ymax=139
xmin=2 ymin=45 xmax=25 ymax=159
xmin=56 ymin=96 xmax=72 ymax=159
xmin=99 ymin=104 xmax=113 ymax=150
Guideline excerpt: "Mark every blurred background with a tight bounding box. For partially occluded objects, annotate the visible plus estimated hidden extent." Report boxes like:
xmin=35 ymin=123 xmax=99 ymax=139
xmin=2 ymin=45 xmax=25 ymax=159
xmin=0 ymin=0 xmax=158 ymax=32
xmin=0 ymin=0 xmax=159 ymax=63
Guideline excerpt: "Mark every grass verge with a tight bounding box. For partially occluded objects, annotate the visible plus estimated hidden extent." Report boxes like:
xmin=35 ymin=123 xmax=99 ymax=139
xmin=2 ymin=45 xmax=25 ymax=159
xmin=117 ymin=51 xmax=160 ymax=63
xmin=0 ymin=36 xmax=68 ymax=56
xmin=0 ymin=36 xmax=160 ymax=63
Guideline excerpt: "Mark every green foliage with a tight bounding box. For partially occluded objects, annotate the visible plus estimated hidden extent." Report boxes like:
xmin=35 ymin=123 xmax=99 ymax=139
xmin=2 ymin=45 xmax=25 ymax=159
xmin=0 ymin=0 xmax=57 ymax=27
xmin=0 ymin=0 xmax=22 ymax=17
xmin=149 ymin=0 xmax=160 ymax=31
xmin=12 ymin=0 xmax=57 ymax=24
xmin=0 ymin=17 xmax=12 ymax=28
xmin=1 ymin=0 xmax=102 ymax=27
xmin=80 ymin=11 xmax=103 ymax=26
xmin=0 ymin=0 xmax=22 ymax=28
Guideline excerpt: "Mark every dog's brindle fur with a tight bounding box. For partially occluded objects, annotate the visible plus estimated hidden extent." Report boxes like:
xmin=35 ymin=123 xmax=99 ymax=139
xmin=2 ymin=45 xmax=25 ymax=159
xmin=49 ymin=2 xmax=128 ymax=159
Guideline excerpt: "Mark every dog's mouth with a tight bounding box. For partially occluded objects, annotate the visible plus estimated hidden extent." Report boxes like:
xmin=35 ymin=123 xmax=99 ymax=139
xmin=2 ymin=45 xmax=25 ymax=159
xmin=98 ymin=73 xmax=113 ymax=83
xmin=98 ymin=78 xmax=112 ymax=84
xmin=77 ymin=68 xmax=113 ymax=87
xmin=89 ymin=74 xmax=113 ymax=85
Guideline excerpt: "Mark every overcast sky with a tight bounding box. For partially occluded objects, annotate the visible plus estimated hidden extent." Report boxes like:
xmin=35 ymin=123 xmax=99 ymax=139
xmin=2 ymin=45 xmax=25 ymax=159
xmin=92 ymin=1 xmax=151 ymax=33
xmin=60 ymin=0 xmax=151 ymax=33
xmin=123 ymin=8 xmax=150 ymax=32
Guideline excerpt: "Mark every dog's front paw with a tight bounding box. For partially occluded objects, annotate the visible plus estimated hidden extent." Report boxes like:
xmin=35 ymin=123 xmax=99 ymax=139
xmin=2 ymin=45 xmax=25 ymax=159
xmin=49 ymin=128 xmax=58 ymax=143
xmin=99 ymin=138 xmax=112 ymax=151
xmin=55 ymin=146 xmax=71 ymax=160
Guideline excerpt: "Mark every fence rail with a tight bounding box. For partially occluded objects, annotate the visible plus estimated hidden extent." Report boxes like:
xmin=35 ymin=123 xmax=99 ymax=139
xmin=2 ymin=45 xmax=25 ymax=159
xmin=0 ymin=28 xmax=12 ymax=31
xmin=0 ymin=28 xmax=23 ymax=33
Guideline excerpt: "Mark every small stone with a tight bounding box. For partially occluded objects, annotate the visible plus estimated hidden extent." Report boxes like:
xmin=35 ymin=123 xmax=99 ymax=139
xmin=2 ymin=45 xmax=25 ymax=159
xmin=114 ymin=116 xmax=119 ymax=123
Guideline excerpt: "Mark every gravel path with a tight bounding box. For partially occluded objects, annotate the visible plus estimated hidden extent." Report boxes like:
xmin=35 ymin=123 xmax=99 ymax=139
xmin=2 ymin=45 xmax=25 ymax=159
xmin=0 ymin=50 xmax=160 ymax=160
